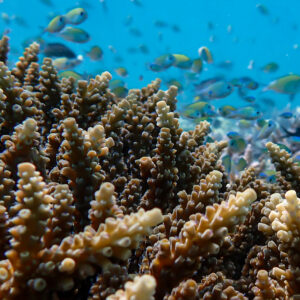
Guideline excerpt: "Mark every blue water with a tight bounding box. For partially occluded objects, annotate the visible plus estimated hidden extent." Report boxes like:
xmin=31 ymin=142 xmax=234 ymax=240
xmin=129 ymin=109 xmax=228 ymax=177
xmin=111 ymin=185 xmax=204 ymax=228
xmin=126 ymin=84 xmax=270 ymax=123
xmin=1 ymin=0 xmax=300 ymax=112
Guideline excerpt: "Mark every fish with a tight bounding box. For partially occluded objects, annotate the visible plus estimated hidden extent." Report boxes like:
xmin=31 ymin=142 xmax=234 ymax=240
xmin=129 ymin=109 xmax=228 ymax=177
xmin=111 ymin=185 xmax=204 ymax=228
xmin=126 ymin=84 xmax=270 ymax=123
xmin=57 ymin=26 xmax=90 ymax=43
xmin=139 ymin=44 xmax=149 ymax=54
xmin=227 ymin=106 xmax=261 ymax=120
xmin=256 ymin=120 xmax=276 ymax=139
xmin=256 ymin=3 xmax=269 ymax=15
xmin=191 ymin=58 xmax=203 ymax=73
xmin=222 ymin=155 xmax=232 ymax=173
xmin=86 ymin=46 xmax=103 ymax=61
xmin=129 ymin=27 xmax=142 ymax=37
xmin=64 ymin=8 xmax=88 ymax=25
xmin=148 ymin=54 xmax=175 ymax=72
xmin=52 ymin=56 xmax=83 ymax=71
xmin=12 ymin=15 xmax=29 ymax=27
xmin=216 ymin=60 xmax=233 ymax=70
xmin=40 ymin=0 xmax=54 ymax=6
xmin=171 ymin=25 xmax=180 ymax=32
xmin=115 ymin=67 xmax=128 ymax=77
xmin=219 ymin=105 xmax=237 ymax=117
xmin=58 ymin=70 xmax=82 ymax=80
xmin=112 ymin=86 xmax=128 ymax=98
xmin=43 ymin=43 xmax=76 ymax=59
xmin=229 ymin=137 xmax=246 ymax=153
xmin=227 ymin=131 xmax=241 ymax=139
xmin=231 ymin=77 xmax=259 ymax=90
xmin=261 ymin=62 xmax=279 ymax=73
xmin=124 ymin=15 xmax=133 ymax=26
xmin=238 ymin=119 xmax=252 ymax=129
xmin=198 ymin=46 xmax=213 ymax=64
xmin=182 ymin=102 xmax=211 ymax=119
xmin=172 ymin=54 xmax=193 ymax=69
xmin=234 ymin=157 xmax=247 ymax=172
xmin=263 ymin=74 xmax=300 ymax=99
xmin=166 ymin=79 xmax=183 ymax=92
xmin=130 ymin=0 xmax=143 ymax=7
xmin=279 ymin=112 xmax=293 ymax=119
xmin=281 ymin=126 xmax=300 ymax=139
xmin=195 ymin=79 xmax=234 ymax=101
xmin=110 ymin=79 xmax=125 ymax=89
xmin=44 ymin=15 xmax=66 ymax=33
xmin=154 ymin=20 xmax=168 ymax=28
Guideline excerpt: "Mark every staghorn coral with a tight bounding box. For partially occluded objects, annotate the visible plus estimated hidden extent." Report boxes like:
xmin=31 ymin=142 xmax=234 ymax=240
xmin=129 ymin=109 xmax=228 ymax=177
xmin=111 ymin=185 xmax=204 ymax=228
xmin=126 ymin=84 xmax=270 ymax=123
xmin=0 ymin=38 xmax=299 ymax=299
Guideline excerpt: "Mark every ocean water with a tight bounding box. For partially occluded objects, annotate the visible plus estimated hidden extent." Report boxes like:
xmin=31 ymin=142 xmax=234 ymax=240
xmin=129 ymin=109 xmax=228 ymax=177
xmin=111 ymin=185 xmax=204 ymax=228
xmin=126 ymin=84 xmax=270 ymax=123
xmin=1 ymin=0 xmax=300 ymax=114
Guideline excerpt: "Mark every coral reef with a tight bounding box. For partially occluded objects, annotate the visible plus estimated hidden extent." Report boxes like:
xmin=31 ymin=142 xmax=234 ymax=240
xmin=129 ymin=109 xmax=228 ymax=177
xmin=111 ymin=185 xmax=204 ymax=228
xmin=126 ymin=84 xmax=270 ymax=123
xmin=0 ymin=37 xmax=299 ymax=299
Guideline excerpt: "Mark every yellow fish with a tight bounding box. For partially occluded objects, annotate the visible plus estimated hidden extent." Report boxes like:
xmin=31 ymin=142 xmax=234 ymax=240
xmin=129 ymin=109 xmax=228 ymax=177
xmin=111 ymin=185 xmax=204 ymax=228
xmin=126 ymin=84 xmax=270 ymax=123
xmin=45 ymin=15 xmax=66 ymax=33
xmin=65 ymin=8 xmax=88 ymax=25
xmin=198 ymin=46 xmax=213 ymax=64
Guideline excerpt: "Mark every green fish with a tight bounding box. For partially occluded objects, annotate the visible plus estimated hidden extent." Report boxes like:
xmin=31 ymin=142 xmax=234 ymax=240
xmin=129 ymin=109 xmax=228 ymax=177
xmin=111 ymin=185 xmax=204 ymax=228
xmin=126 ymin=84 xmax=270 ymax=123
xmin=229 ymin=138 xmax=246 ymax=153
xmin=238 ymin=119 xmax=252 ymax=129
xmin=264 ymin=74 xmax=300 ymax=98
xmin=45 ymin=15 xmax=66 ymax=33
xmin=234 ymin=158 xmax=247 ymax=172
xmin=58 ymin=26 xmax=90 ymax=43
xmin=58 ymin=70 xmax=82 ymax=81
xmin=219 ymin=105 xmax=237 ymax=117
xmin=261 ymin=62 xmax=279 ymax=73
xmin=222 ymin=155 xmax=232 ymax=173
xmin=198 ymin=46 xmax=213 ymax=64
xmin=110 ymin=79 xmax=125 ymax=89
xmin=172 ymin=54 xmax=193 ymax=69
xmin=86 ymin=46 xmax=103 ymax=61
xmin=115 ymin=67 xmax=128 ymax=77
xmin=227 ymin=106 xmax=261 ymax=120
xmin=65 ymin=8 xmax=88 ymax=25
xmin=191 ymin=58 xmax=203 ymax=73
xmin=52 ymin=56 xmax=82 ymax=71
xmin=112 ymin=86 xmax=128 ymax=98
xmin=166 ymin=79 xmax=183 ymax=92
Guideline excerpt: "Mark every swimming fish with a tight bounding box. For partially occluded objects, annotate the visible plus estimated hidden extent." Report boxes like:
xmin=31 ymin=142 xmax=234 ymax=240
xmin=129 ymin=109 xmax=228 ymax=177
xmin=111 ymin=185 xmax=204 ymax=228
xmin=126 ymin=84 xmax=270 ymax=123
xmin=139 ymin=44 xmax=149 ymax=54
xmin=52 ymin=56 xmax=83 ymax=71
xmin=166 ymin=79 xmax=183 ymax=92
xmin=279 ymin=112 xmax=293 ymax=119
xmin=227 ymin=106 xmax=261 ymax=120
xmin=261 ymin=62 xmax=279 ymax=73
xmin=58 ymin=70 xmax=82 ymax=80
xmin=195 ymin=78 xmax=234 ymax=100
xmin=58 ymin=26 xmax=90 ymax=43
xmin=43 ymin=43 xmax=76 ymax=58
xmin=112 ymin=86 xmax=128 ymax=98
xmin=172 ymin=54 xmax=193 ymax=69
xmin=191 ymin=58 xmax=203 ymax=73
xmin=229 ymin=137 xmax=246 ymax=153
xmin=86 ymin=46 xmax=103 ymax=61
xmin=65 ymin=8 xmax=88 ymax=25
xmin=198 ymin=46 xmax=213 ymax=64
xmin=234 ymin=157 xmax=247 ymax=172
xmin=227 ymin=131 xmax=241 ymax=139
xmin=129 ymin=27 xmax=142 ymax=37
xmin=45 ymin=15 xmax=66 ymax=33
xmin=231 ymin=77 xmax=259 ymax=90
xmin=263 ymin=74 xmax=300 ymax=99
xmin=238 ymin=119 xmax=252 ymax=129
xmin=219 ymin=105 xmax=237 ymax=117
xmin=148 ymin=54 xmax=175 ymax=72
xmin=110 ymin=79 xmax=125 ymax=89
xmin=256 ymin=120 xmax=276 ymax=139
xmin=115 ymin=67 xmax=128 ymax=77
xmin=154 ymin=20 xmax=168 ymax=28
xmin=182 ymin=102 xmax=211 ymax=119
xmin=222 ymin=155 xmax=232 ymax=173
xmin=256 ymin=3 xmax=269 ymax=15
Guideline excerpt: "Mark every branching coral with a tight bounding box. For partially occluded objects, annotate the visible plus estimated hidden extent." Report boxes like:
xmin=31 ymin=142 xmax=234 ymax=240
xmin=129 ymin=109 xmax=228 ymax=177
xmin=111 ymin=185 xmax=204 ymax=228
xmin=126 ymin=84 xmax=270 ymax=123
xmin=0 ymin=38 xmax=299 ymax=299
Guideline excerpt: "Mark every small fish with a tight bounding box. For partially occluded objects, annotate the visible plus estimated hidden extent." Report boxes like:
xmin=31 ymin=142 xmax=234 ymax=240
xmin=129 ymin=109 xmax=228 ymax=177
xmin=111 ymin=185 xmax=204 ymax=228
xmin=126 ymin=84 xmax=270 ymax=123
xmin=58 ymin=70 xmax=82 ymax=80
xmin=279 ymin=112 xmax=293 ymax=119
xmin=45 ymin=15 xmax=66 ymax=33
xmin=112 ymin=86 xmax=128 ymax=98
xmin=281 ymin=126 xmax=300 ymax=139
xmin=58 ymin=26 xmax=90 ymax=43
xmin=166 ymin=79 xmax=183 ymax=92
xmin=139 ymin=44 xmax=149 ymax=54
xmin=86 ymin=46 xmax=103 ymax=61
xmin=222 ymin=155 xmax=232 ymax=173
xmin=124 ymin=15 xmax=133 ymax=26
xmin=261 ymin=62 xmax=279 ymax=73
xmin=154 ymin=20 xmax=168 ymax=28
xmin=12 ymin=15 xmax=29 ymax=27
xmin=148 ymin=63 xmax=166 ymax=72
xmin=227 ymin=131 xmax=241 ymax=139
xmin=276 ymin=143 xmax=291 ymax=153
xmin=238 ymin=119 xmax=252 ymax=129
xmin=191 ymin=58 xmax=203 ymax=73
xmin=256 ymin=118 xmax=267 ymax=128
xmin=40 ymin=0 xmax=54 ymax=6
xmin=1 ymin=13 xmax=11 ymax=24
xmin=150 ymin=54 xmax=175 ymax=71
xmin=43 ymin=43 xmax=76 ymax=58
xmin=115 ymin=67 xmax=128 ymax=77
xmin=243 ymin=95 xmax=256 ymax=103
xmin=198 ymin=46 xmax=213 ymax=64
xmin=171 ymin=24 xmax=180 ymax=32
xmin=231 ymin=77 xmax=259 ymax=90
xmin=256 ymin=120 xmax=276 ymax=139
xmin=256 ymin=3 xmax=269 ymax=15
xmin=182 ymin=102 xmax=211 ymax=119
xmin=65 ymin=8 xmax=88 ymax=25
xmin=229 ymin=137 xmax=246 ymax=153
xmin=227 ymin=106 xmax=261 ymax=120
xmin=219 ymin=105 xmax=237 ymax=117
xmin=172 ymin=54 xmax=193 ymax=69
xmin=110 ymin=79 xmax=125 ymax=89
xmin=52 ymin=56 xmax=83 ymax=71
xmin=130 ymin=0 xmax=143 ymax=7
xmin=234 ymin=158 xmax=247 ymax=172
xmin=264 ymin=74 xmax=300 ymax=98
xmin=195 ymin=79 xmax=234 ymax=100
xmin=129 ymin=27 xmax=142 ymax=37
xmin=108 ymin=45 xmax=117 ymax=53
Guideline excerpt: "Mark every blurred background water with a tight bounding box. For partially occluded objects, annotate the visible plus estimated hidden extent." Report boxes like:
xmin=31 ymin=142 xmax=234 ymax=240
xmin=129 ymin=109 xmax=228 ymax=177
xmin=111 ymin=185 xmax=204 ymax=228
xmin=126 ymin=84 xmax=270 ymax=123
xmin=1 ymin=0 xmax=300 ymax=113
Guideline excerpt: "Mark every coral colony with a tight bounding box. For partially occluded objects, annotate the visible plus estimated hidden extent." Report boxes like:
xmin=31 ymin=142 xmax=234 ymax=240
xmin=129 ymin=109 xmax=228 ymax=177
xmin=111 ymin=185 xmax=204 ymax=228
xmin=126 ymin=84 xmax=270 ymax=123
xmin=0 ymin=36 xmax=299 ymax=299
